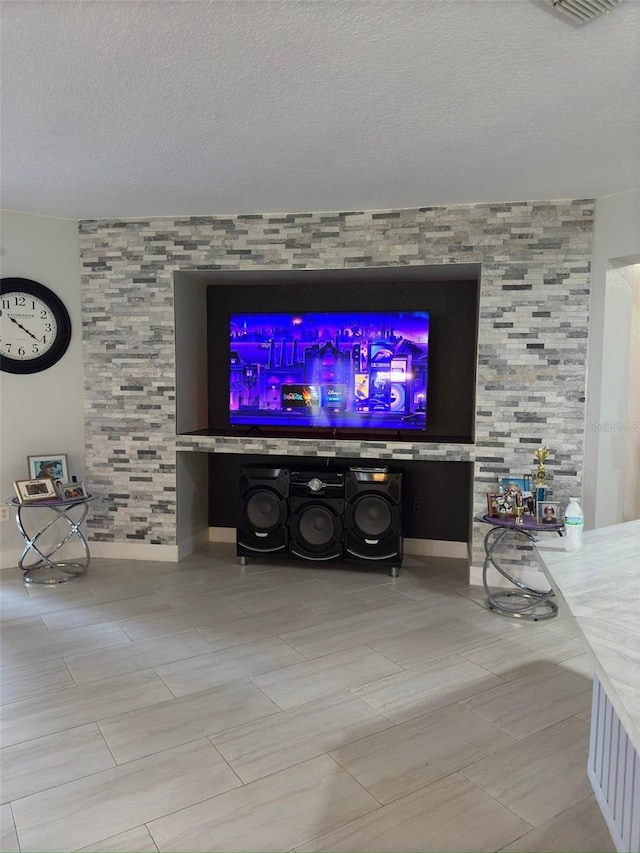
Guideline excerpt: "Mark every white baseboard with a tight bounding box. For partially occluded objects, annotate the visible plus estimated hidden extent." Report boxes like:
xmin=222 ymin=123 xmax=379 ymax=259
xmin=209 ymin=527 xmax=235 ymax=543
xmin=89 ymin=541 xmax=180 ymax=562
xmin=177 ymin=528 xmax=210 ymax=560
xmin=0 ymin=548 xmax=22 ymax=571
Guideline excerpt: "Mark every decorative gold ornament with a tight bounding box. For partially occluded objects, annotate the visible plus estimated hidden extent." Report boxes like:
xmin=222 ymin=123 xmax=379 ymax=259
xmin=534 ymin=446 xmax=550 ymax=486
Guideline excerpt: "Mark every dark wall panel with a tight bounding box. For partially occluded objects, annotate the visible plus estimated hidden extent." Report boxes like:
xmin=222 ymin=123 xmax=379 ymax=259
xmin=206 ymin=264 xmax=480 ymax=443
xmin=209 ymin=453 xmax=472 ymax=542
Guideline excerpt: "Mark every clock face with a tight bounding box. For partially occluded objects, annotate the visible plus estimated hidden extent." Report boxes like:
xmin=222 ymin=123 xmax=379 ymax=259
xmin=0 ymin=278 xmax=72 ymax=374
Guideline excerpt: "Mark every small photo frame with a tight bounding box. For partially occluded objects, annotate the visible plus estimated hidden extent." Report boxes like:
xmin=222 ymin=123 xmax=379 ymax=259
xmin=537 ymin=501 xmax=561 ymax=525
xmin=498 ymin=476 xmax=532 ymax=507
xmin=59 ymin=482 xmax=88 ymax=501
xmin=14 ymin=477 xmax=58 ymax=504
xmin=27 ymin=454 xmax=69 ymax=484
xmin=486 ymin=493 xmax=501 ymax=518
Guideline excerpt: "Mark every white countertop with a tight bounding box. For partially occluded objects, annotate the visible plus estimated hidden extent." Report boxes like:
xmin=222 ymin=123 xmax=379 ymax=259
xmin=535 ymin=519 xmax=640 ymax=755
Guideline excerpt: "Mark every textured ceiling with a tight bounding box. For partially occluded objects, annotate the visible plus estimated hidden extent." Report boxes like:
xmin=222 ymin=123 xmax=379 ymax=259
xmin=1 ymin=0 xmax=638 ymax=220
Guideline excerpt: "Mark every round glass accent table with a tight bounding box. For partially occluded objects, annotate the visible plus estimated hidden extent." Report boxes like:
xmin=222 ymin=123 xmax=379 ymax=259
xmin=8 ymin=495 xmax=99 ymax=584
xmin=476 ymin=514 xmax=564 ymax=621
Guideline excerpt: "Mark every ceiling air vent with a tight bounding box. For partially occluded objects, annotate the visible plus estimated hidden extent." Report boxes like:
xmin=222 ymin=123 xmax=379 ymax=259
xmin=536 ymin=0 xmax=622 ymax=26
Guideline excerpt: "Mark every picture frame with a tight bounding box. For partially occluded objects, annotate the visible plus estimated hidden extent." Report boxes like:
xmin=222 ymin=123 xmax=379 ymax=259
xmin=27 ymin=454 xmax=69 ymax=484
xmin=486 ymin=492 xmax=501 ymax=518
xmin=537 ymin=500 xmax=561 ymax=526
xmin=14 ymin=477 xmax=58 ymax=504
xmin=498 ymin=475 xmax=532 ymax=507
xmin=59 ymin=482 xmax=88 ymax=501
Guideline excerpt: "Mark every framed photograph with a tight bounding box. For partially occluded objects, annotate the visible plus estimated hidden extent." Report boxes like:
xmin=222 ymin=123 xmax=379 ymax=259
xmin=14 ymin=477 xmax=58 ymax=504
xmin=498 ymin=476 xmax=532 ymax=506
xmin=27 ymin=454 xmax=69 ymax=484
xmin=486 ymin=493 xmax=501 ymax=518
xmin=59 ymin=482 xmax=88 ymax=501
xmin=537 ymin=500 xmax=561 ymax=525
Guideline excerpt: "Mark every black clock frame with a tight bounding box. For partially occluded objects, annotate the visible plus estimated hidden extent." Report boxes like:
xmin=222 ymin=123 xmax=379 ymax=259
xmin=0 ymin=277 xmax=72 ymax=374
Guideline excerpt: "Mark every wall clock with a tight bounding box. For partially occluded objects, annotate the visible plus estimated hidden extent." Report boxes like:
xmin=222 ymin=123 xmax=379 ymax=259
xmin=0 ymin=278 xmax=72 ymax=374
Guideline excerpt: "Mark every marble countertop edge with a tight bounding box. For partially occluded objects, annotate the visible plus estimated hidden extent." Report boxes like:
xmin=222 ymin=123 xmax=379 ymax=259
xmin=535 ymin=518 xmax=640 ymax=756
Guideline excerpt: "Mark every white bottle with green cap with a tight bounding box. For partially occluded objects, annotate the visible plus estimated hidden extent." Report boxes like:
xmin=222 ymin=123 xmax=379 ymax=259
xmin=564 ymin=497 xmax=584 ymax=551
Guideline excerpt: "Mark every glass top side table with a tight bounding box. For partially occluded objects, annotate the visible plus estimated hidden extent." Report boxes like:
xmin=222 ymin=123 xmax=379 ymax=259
xmin=476 ymin=513 xmax=564 ymax=621
xmin=7 ymin=494 xmax=99 ymax=584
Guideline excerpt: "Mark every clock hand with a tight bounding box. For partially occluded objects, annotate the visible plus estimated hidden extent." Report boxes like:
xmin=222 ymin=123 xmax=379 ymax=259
xmin=8 ymin=316 xmax=40 ymax=342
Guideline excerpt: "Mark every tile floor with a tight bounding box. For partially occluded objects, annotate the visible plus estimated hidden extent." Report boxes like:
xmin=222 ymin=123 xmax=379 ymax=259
xmin=0 ymin=543 xmax=615 ymax=852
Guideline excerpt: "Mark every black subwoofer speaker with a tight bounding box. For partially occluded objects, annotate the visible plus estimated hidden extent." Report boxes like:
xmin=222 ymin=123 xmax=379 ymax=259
xmin=288 ymin=470 xmax=344 ymax=562
xmin=344 ymin=469 xmax=402 ymax=566
xmin=237 ymin=467 xmax=290 ymax=558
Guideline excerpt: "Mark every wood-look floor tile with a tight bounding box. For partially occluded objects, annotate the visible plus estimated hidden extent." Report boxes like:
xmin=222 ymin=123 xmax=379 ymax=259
xmin=0 ymin=613 xmax=48 ymax=638
xmin=460 ymin=716 xmax=592 ymax=826
xmin=155 ymin=636 xmax=306 ymax=696
xmin=12 ymin=739 xmax=240 ymax=853
xmin=0 ymin=546 xmax=609 ymax=853
xmin=0 ymin=657 xmax=75 ymax=703
xmin=252 ymin=645 xmax=403 ymax=710
xmin=303 ymin=583 xmax=411 ymax=620
xmin=64 ymin=630 xmax=215 ymax=684
xmin=228 ymin=579 xmax=332 ymax=614
xmin=153 ymin=575 xmax=271 ymax=605
xmin=40 ymin=594 xmax=173 ymax=631
xmin=98 ymin=678 xmax=280 ymax=763
xmin=0 ymin=723 xmax=116 ymax=803
xmin=117 ymin=599 xmax=245 ymax=641
xmin=331 ymin=702 xmax=514 ymax=803
xmin=461 ymin=663 xmax=593 ymax=739
xmin=147 ymin=754 xmax=378 ymax=852
xmin=197 ymin=606 xmax=325 ymax=650
xmin=352 ymin=654 xmax=505 ymax=722
xmin=212 ymin=691 xmax=393 ymax=782
xmin=0 ymin=803 xmax=19 ymax=853
xmin=0 ymin=587 xmax=98 ymax=620
xmin=0 ymin=620 xmax=131 ymax=669
xmin=297 ymin=771 xmax=532 ymax=852
xmin=75 ymin=825 xmax=159 ymax=852
xmin=498 ymin=795 xmax=615 ymax=852
xmin=458 ymin=630 xmax=584 ymax=680
xmin=368 ymin=618 xmax=497 ymax=668
xmin=280 ymin=611 xmax=410 ymax=659
xmin=1 ymin=669 xmax=173 ymax=747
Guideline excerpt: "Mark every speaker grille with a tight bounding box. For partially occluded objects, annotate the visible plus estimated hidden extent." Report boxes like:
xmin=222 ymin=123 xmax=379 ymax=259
xmin=298 ymin=505 xmax=340 ymax=547
xmin=245 ymin=489 xmax=282 ymax=531
xmin=353 ymin=496 xmax=392 ymax=538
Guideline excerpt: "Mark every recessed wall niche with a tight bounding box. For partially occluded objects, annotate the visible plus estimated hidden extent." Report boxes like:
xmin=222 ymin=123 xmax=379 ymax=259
xmin=174 ymin=264 xmax=481 ymax=444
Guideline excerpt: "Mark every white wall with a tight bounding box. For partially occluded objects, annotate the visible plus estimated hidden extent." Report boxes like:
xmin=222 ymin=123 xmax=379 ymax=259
xmin=584 ymin=189 xmax=640 ymax=530
xmin=0 ymin=211 xmax=84 ymax=568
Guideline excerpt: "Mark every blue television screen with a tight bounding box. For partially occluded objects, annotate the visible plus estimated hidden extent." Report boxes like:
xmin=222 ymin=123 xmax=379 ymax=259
xmin=229 ymin=310 xmax=429 ymax=431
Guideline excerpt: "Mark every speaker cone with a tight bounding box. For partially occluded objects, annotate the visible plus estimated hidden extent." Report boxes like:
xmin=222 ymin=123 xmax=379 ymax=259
xmin=353 ymin=496 xmax=392 ymax=538
xmin=245 ymin=489 xmax=281 ymax=531
xmin=298 ymin=505 xmax=339 ymax=547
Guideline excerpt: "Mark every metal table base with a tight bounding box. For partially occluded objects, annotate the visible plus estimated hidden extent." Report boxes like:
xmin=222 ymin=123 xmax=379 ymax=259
xmin=9 ymin=496 xmax=98 ymax=584
xmin=480 ymin=519 xmax=560 ymax=621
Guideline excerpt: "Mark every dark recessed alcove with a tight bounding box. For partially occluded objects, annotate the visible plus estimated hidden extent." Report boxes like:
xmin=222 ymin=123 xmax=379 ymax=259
xmin=209 ymin=453 xmax=472 ymax=542
xmin=175 ymin=264 xmax=481 ymax=444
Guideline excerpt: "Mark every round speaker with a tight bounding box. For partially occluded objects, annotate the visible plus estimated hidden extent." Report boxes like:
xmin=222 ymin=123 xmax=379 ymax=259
xmin=245 ymin=489 xmax=282 ymax=532
xmin=353 ymin=495 xmax=392 ymax=538
xmin=297 ymin=505 xmax=340 ymax=548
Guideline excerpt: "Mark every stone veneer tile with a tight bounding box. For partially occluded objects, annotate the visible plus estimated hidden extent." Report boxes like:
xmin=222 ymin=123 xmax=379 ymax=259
xmin=79 ymin=201 xmax=593 ymax=568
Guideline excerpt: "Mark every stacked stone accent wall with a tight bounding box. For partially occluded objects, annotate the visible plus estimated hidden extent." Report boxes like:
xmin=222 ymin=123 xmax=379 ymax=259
xmin=79 ymin=200 xmax=593 ymax=570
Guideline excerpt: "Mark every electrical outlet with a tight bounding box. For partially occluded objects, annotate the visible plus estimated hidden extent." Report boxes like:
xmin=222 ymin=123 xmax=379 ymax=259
xmin=0 ymin=506 xmax=10 ymax=523
xmin=411 ymin=499 xmax=422 ymax=514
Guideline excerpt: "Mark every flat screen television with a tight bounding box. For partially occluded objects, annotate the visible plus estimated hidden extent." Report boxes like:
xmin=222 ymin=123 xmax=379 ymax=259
xmin=229 ymin=310 xmax=429 ymax=432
